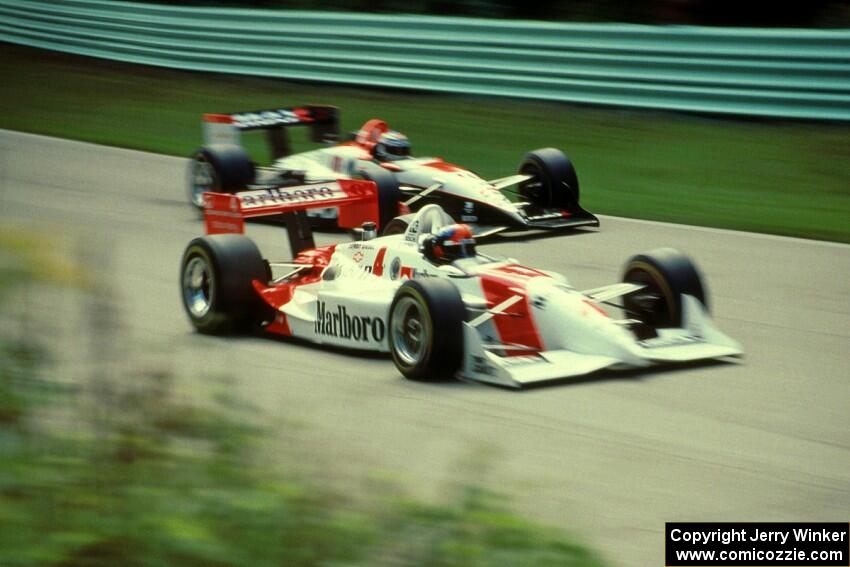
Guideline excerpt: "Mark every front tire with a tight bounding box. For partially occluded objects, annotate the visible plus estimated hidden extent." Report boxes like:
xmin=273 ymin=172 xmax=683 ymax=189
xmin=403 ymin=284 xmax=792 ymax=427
xmin=518 ymin=147 xmax=579 ymax=208
xmin=188 ymin=145 xmax=255 ymax=210
xmin=388 ymin=279 xmax=465 ymax=381
xmin=621 ymin=248 xmax=708 ymax=329
xmin=180 ymin=235 xmax=270 ymax=334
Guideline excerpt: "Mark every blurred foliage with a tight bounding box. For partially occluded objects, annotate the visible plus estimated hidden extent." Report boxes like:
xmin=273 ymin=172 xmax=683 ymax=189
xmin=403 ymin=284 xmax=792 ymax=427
xmin=147 ymin=0 xmax=850 ymax=27
xmin=2 ymin=45 xmax=848 ymax=242
xmin=0 ymin=229 xmax=86 ymax=424
xmin=0 ymin=228 xmax=89 ymax=301
xmin=0 ymin=234 xmax=606 ymax=566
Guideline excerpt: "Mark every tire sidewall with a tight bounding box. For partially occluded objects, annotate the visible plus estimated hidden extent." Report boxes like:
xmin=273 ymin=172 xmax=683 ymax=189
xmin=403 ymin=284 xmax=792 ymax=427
xmin=389 ymin=284 xmax=436 ymax=376
xmin=622 ymin=248 xmax=707 ymax=328
xmin=181 ymin=239 xmax=227 ymax=333
xmin=389 ymin=279 xmax=465 ymax=381
xmin=180 ymin=235 xmax=269 ymax=334
xmin=188 ymin=145 xmax=255 ymax=209
xmin=518 ymin=148 xmax=579 ymax=208
xmin=187 ymin=152 xmax=220 ymax=210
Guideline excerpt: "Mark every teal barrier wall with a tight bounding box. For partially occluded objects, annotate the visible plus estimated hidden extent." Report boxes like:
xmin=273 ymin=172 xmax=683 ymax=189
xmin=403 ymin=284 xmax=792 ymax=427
xmin=2 ymin=0 xmax=849 ymax=120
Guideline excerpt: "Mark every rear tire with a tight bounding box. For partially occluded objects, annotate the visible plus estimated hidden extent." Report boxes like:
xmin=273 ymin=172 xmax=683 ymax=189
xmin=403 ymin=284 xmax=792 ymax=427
xmin=188 ymin=145 xmax=255 ymax=210
xmin=180 ymin=235 xmax=270 ymax=334
xmin=621 ymin=248 xmax=707 ymax=329
xmin=518 ymin=148 xmax=579 ymax=208
xmin=357 ymin=164 xmax=402 ymax=231
xmin=389 ymin=279 xmax=465 ymax=381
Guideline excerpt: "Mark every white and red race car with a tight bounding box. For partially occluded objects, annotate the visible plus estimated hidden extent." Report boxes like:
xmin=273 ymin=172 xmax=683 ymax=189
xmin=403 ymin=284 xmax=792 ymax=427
xmin=180 ymin=179 xmax=741 ymax=387
xmin=188 ymin=104 xmax=598 ymax=237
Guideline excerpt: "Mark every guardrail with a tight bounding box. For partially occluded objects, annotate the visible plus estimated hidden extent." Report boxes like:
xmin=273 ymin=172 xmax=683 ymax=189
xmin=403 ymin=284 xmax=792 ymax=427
xmin=2 ymin=0 xmax=849 ymax=120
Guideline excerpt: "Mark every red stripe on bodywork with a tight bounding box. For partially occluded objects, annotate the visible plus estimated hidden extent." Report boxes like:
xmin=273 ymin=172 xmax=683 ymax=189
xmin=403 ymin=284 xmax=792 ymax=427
xmin=203 ymin=113 xmax=234 ymax=124
xmin=372 ymin=246 xmax=387 ymax=276
xmin=293 ymin=245 xmax=336 ymax=268
xmin=265 ymin=312 xmax=292 ymax=336
xmin=291 ymin=107 xmax=315 ymax=122
xmin=583 ymin=299 xmax=609 ymax=318
xmin=421 ymin=159 xmax=465 ymax=173
xmin=253 ymin=245 xmax=336 ymax=319
xmin=478 ymin=264 xmax=548 ymax=355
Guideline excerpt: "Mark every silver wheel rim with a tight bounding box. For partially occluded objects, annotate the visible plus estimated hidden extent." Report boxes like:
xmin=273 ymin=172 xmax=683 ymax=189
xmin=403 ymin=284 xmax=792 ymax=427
xmin=183 ymin=255 xmax=214 ymax=318
xmin=391 ymin=296 xmax=429 ymax=367
xmin=190 ymin=158 xmax=214 ymax=207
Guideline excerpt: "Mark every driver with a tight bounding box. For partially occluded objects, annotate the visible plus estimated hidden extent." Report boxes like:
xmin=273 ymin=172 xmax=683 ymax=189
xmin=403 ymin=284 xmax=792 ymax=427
xmin=423 ymin=224 xmax=477 ymax=264
xmin=373 ymin=130 xmax=411 ymax=162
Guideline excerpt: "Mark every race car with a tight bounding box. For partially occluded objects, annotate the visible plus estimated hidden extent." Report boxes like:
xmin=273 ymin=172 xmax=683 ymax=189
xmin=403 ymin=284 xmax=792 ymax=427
xmin=187 ymin=104 xmax=598 ymax=237
xmin=179 ymin=180 xmax=741 ymax=388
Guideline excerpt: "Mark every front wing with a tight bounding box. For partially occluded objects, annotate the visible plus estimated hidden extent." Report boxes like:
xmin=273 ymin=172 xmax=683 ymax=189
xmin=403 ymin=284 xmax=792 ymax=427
xmin=522 ymin=207 xmax=600 ymax=230
xmin=461 ymin=295 xmax=742 ymax=388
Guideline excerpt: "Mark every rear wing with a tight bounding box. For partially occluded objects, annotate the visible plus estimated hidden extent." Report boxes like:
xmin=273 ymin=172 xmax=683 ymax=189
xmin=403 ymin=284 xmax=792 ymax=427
xmin=203 ymin=104 xmax=339 ymax=159
xmin=203 ymin=179 xmax=377 ymax=255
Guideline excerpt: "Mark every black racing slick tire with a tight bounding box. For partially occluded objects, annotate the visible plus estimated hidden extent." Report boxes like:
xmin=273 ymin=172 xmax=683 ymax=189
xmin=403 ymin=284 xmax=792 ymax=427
xmin=180 ymin=235 xmax=271 ymax=334
xmin=356 ymin=164 xmax=403 ymax=232
xmin=518 ymin=147 xmax=580 ymax=208
xmin=621 ymin=248 xmax=708 ymax=329
xmin=388 ymin=279 xmax=465 ymax=381
xmin=188 ymin=144 xmax=255 ymax=210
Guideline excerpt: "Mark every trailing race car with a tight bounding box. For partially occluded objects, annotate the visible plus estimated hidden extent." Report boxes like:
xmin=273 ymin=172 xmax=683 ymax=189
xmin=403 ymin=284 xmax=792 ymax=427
xmin=179 ymin=181 xmax=741 ymax=388
xmin=188 ymin=104 xmax=598 ymax=237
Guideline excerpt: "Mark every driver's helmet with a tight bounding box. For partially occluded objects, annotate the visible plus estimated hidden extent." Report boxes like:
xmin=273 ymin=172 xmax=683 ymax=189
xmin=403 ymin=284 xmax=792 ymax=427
xmin=425 ymin=224 xmax=476 ymax=263
xmin=374 ymin=130 xmax=411 ymax=162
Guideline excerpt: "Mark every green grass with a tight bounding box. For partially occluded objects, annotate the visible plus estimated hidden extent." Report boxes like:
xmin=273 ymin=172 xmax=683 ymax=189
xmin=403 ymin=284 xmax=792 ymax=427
xmin=2 ymin=44 xmax=849 ymax=242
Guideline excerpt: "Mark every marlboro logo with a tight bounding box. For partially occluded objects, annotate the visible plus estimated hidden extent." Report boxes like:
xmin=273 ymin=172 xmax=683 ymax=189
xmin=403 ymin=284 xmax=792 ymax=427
xmin=315 ymin=301 xmax=386 ymax=343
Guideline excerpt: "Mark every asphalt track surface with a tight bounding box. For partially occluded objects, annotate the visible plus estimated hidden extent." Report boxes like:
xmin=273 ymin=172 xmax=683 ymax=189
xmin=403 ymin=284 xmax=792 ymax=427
xmin=1 ymin=129 xmax=848 ymax=567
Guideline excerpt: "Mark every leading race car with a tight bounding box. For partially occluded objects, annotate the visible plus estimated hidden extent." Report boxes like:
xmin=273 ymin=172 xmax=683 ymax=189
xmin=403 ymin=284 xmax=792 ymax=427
xmin=180 ymin=180 xmax=741 ymax=388
xmin=188 ymin=104 xmax=598 ymax=237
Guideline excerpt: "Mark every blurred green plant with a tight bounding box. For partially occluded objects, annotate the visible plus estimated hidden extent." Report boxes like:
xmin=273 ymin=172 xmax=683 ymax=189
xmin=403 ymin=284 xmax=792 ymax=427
xmin=0 ymin=228 xmax=82 ymax=425
xmin=0 ymin=232 xmax=606 ymax=567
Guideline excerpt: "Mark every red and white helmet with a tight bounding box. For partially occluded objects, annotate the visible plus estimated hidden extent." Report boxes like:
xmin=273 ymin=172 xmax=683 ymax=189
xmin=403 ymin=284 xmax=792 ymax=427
xmin=425 ymin=224 xmax=476 ymax=263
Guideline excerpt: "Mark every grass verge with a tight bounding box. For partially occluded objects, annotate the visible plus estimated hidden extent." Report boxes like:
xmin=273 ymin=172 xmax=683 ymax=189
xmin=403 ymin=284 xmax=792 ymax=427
xmin=1 ymin=44 xmax=848 ymax=242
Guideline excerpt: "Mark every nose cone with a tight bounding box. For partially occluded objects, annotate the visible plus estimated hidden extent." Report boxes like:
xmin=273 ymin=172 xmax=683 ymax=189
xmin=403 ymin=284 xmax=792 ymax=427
xmin=442 ymin=176 xmax=526 ymax=225
xmin=526 ymin=279 xmax=646 ymax=365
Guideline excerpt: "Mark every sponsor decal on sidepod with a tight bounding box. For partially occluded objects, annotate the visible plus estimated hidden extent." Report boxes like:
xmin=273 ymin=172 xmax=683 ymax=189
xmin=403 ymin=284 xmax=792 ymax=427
xmin=315 ymin=301 xmax=386 ymax=343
